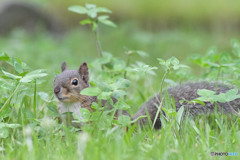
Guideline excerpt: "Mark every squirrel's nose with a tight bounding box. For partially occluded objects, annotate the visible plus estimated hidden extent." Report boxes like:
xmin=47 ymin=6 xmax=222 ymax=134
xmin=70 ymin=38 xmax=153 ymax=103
xmin=54 ymin=86 xmax=60 ymax=94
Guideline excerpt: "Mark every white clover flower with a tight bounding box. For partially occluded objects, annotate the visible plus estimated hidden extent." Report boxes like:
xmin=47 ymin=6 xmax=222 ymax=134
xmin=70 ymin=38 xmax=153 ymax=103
xmin=77 ymin=132 xmax=90 ymax=159
xmin=23 ymin=126 xmax=33 ymax=151
xmin=40 ymin=117 xmax=57 ymax=130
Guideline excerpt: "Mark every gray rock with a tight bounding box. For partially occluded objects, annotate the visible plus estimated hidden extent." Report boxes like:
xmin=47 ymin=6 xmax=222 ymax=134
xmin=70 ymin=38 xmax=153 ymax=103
xmin=0 ymin=0 xmax=64 ymax=35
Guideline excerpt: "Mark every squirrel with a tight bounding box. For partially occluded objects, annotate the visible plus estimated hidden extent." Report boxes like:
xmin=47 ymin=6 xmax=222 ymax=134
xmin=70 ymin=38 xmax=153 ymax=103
xmin=54 ymin=62 xmax=240 ymax=128
xmin=132 ymin=82 xmax=240 ymax=129
xmin=53 ymin=62 xmax=129 ymax=127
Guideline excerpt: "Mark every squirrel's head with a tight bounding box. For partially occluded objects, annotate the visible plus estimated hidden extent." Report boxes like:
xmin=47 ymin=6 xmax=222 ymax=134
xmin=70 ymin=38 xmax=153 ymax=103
xmin=54 ymin=62 xmax=89 ymax=103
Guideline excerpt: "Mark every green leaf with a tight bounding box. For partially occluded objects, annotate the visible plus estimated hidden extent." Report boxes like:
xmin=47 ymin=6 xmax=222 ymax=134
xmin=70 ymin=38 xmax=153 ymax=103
xmin=87 ymin=10 xmax=97 ymax=19
xmin=6 ymin=57 xmax=24 ymax=73
xmin=213 ymin=94 xmax=227 ymax=103
xmin=47 ymin=106 xmax=58 ymax=114
xmin=0 ymin=128 xmax=9 ymax=139
xmin=18 ymin=71 xmax=30 ymax=77
xmin=162 ymin=108 xmax=177 ymax=117
xmin=95 ymin=52 xmax=112 ymax=64
xmin=231 ymin=39 xmax=240 ymax=48
xmin=114 ymin=100 xmax=130 ymax=110
xmin=130 ymin=61 xmax=157 ymax=75
xmin=5 ymin=123 xmax=21 ymax=128
xmin=191 ymin=99 xmax=205 ymax=106
xmin=12 ymin=58 xmax=23 ymax=73
xmin=114 ymin=78 xmax=130 ymax=89
xmin=0 ymin=108 xmax=11 ymax=119
xmin=80 ymin=108 xmax=91 ymax=120
xmin=23 ymin=109 xmax=35 ymax=119
xmin=131 ymin=115 xmax=147 ymax=123
xmin=112 ymin=90 xmax=127 ymax=99
xmin=80 ymin=19 xmax=93 ymax=25
xmin=164 ymin=79 xmax=177 ymax=86
xmin=0 ymin=123 xmax=20 ymax=129
xmin=83 ymin=4 xmax=97 ymax=18
xmin=92 ymin=21 xmax=98 ymax=31
xmin=98 ymin=15 xmax=109 ymax=21
xmin=190 ymin=120 xmax=200 ymax=135
xmin=228 ymin=95 xmax=240 ymax=102
xmin=221 ymin=63 xmax=235 ymax=67
xmin=231 ymin=95 xmax=240 ymax=101
xmin=0 ymin=52 xmax=10 ymax=61
xmin=207 ymin=46 xmax=218 ymax=55
xmin=38 ymin=92 xmax=49 ymax=102
xmin=91 ymin=102 xmax=101 ymax=110
xmin=96 ymin=7 xmax=112 ymax=13
xmin=68 ymin=6 xmax=87 ymax=14
xmin=98 ymin=91 xmax=112 ymax=100
xmin=89 ymin=81 xmax=97 ymax=87
xmin=158 ymin=58 xmax=169 ymax=71
xmin=190 ymin=55 xmax=203 ymax=66
xmin=206 ymin=61 xmax=220 ymax=67
xmin=135 ymin=50 xmax=149 ymax=57
xmin=80 ymin=87 xmax=101 ymax=96
xmin=85 ymin=3 xmax=96 ymax=9
xmin=99 ymin=19 xmax=117 ymax=28
xmin=95 ymin=81 xmax=112 ymax=91
xmin=0 ymin=147 xmax=4 ymax=152
xmin=178 ymin=64 xmax=190 ymax=69
xmin=172 ymin=65 xmax=179 ymax=70
xmin=112 ymin=58 xmax=126 ymax=71
xmin=176 ymin=107 xmax=184 ymax=129
xmin=20 ymin=69 xmax=48 ymax=83
xmin=231 ymin=39 xmax=240 ymax=57
xmin=197 ymin=89 xmax=216 ymax=97
xmin=125 ymin=50 xmax=149 ymax=57
xmin=117 ymin=115 xmax=131 ymax=126
xmin=169 ymin=56 xmax=179 ymax=65
xmin=215 ymin=89 xmax=240 ymax=103
xmin=157 ymin=58 xmax=165 ymax=64
xmin=2 ymin=70 xmax=22 ymax=80
xmin=226 ymin=89 xmax=238 ymax=96
xmin=0 ymin=53 xmax=26 ymax=73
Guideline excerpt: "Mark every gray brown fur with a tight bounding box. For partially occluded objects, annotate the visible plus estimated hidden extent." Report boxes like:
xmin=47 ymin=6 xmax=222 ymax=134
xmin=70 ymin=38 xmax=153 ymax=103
xmin=133 ymin=82 xmax=240 ymax=129
xmin=54 ymin=62 xmax=129 ymax=127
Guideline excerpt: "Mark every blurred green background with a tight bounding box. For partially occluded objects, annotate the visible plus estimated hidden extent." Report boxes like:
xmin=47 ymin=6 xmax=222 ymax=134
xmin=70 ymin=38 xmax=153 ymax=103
xmin=1 ymin=0 xmax=240 ymax=94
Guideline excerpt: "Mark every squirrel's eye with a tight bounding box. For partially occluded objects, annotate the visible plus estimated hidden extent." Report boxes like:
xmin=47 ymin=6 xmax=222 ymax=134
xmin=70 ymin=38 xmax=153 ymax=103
xmin=72 ymin=79 xmax=78 ymax=86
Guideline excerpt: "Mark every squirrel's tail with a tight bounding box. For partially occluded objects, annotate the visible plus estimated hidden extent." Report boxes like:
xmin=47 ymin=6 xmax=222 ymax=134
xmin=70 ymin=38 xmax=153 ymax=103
xmin=132 ymin=82 xmax=240 ymax=129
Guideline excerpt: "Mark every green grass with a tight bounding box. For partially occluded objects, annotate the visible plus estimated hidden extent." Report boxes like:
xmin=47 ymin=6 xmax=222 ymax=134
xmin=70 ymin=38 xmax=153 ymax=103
xmin=2 ymin=23 xmax=240 ymax=93
xmin=0 ymin=23 xmax=240 ymax=160
xmin=31 ymin=0 xmax=240 ymax=30
xmin=1 ymin=113 xmax=239 ymax=160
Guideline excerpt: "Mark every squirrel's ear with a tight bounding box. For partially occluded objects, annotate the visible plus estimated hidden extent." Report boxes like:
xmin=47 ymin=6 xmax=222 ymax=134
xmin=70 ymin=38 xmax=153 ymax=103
xmin=79 ymin=62 xmax=89 ymax=83
xmin=61 ymin=61 xmax=67 ymax=72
